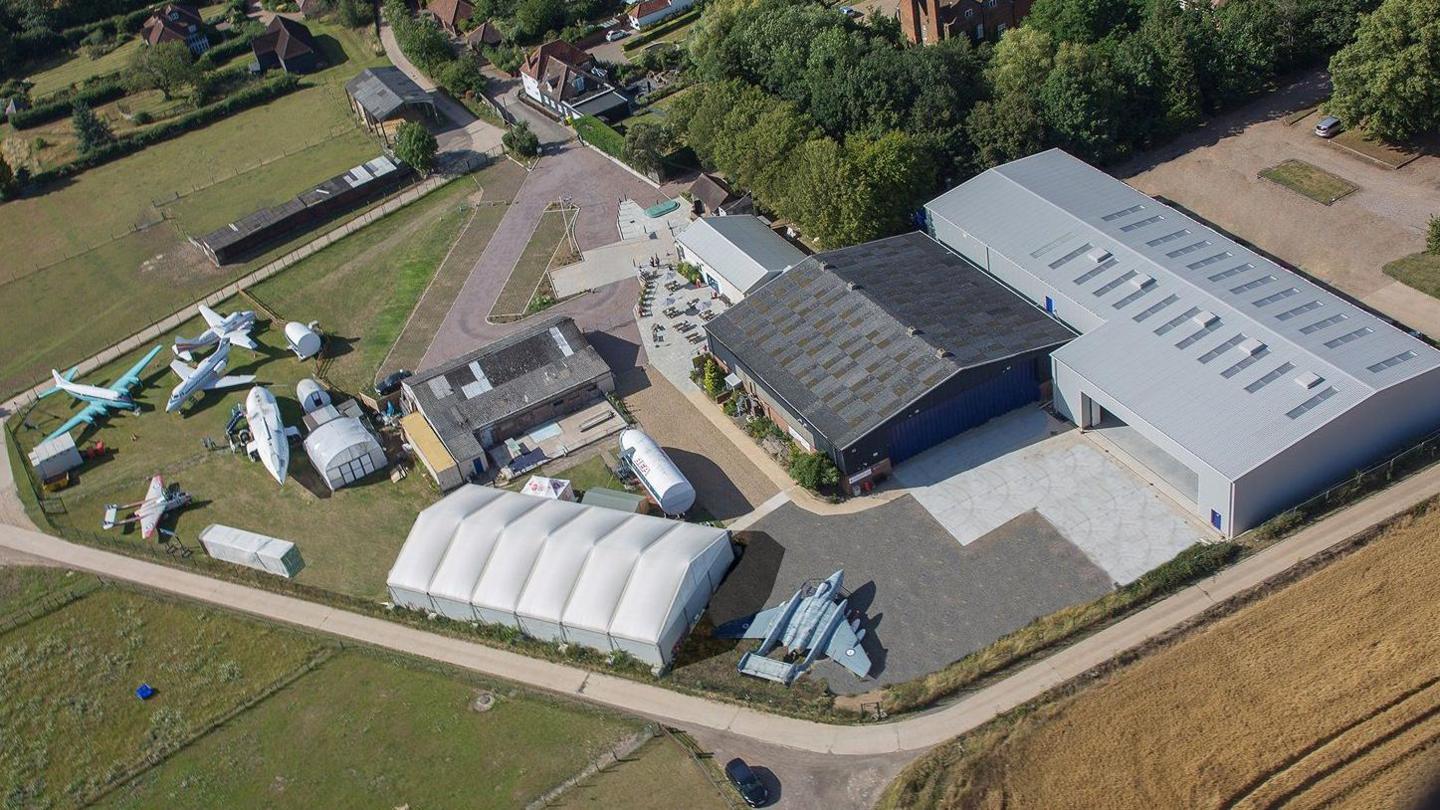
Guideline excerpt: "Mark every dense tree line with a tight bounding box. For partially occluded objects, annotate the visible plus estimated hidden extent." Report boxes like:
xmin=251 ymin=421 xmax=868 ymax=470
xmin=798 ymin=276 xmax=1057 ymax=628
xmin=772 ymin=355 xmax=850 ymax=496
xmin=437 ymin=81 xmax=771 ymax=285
xmin=670 ymin=0 xmax=1386 ymax=248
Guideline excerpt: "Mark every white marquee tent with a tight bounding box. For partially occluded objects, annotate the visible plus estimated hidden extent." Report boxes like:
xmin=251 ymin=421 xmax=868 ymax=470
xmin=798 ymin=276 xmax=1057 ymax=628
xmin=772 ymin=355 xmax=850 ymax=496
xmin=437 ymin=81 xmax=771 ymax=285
xmin=386 ymin=485 xmax=734 ymax=669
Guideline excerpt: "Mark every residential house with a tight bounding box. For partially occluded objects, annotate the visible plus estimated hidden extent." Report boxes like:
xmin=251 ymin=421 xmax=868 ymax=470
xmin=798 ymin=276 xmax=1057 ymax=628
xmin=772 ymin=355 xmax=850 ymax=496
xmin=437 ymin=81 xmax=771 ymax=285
xmin=142 ymin=4 xmax=211 ymax=55
xmin=628 ymin=0 xmax=696 ymax=29
xmin=427 ymin=0 xmax=474 ymax=35
xmin=898 ymin=0 xmax=1033 ymax=45
xmin=520 ymin=40 xmax=629 ymax=121
xmin=464 ymin=19 xmax=503 ymax=50
xmin=252 ymin=16 xmax=323 ymax=74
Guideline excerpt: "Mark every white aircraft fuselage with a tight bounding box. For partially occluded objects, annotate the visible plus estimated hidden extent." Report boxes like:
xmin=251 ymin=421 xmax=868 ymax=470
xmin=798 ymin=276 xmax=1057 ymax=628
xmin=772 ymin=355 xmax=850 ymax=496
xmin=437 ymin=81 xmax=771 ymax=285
xmin=167 ymin=340 xmax=234 ymax=412
xmin=245 ymin=386 xmax=289 ymax=485
xmin=51 ymin=373 xmax=136 ymax=409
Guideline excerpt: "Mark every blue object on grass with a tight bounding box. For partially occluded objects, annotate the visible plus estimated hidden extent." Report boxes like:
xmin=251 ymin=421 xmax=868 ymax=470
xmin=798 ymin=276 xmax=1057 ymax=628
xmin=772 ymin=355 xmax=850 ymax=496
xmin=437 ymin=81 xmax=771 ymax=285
xmin=136 ymin=683 xmax=155 ymax=700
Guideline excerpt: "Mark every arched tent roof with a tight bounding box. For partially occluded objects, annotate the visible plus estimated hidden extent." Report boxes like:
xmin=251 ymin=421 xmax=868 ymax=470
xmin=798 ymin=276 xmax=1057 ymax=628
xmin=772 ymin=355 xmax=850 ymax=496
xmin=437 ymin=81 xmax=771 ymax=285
xmin=386 ymin=486 xmax=733 ymax=666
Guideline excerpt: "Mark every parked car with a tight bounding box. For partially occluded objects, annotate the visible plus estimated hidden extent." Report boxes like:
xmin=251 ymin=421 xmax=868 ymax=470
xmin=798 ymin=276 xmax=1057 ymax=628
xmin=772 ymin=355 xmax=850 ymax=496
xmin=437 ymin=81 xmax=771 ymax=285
xmin=1314 ymin=115 xmax=1342 ymax=138
xmin=606 ymin=29 xmax=628 ymax=41
xmin=374 ymin=370 xmax=412 ymax=397
xmin=839 ymin=5 xmax=862 ymax=16
xmin=724 ymin=758 xmax=769 ymax=807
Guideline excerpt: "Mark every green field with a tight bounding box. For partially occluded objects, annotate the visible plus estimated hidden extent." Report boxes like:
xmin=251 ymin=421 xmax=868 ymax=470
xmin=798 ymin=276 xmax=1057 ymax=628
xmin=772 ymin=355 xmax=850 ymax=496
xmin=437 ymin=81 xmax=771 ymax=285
xmin=0 ymin=565 xmax=81 ymax=615
xmin=1 ymin=585 xmax=322 ymax=807
xmin=25 ymin=37 xmax=142 ymax=98
xmin=507 ymin=453 xmax=626 ymax=494
xmin=250 ymin=173 xmax=484 ymax=393
xmin=1383 ymin=251 xmax=1440 ymax=300
xmin=553 ymin=735 xmax=731 ymax=808
xmin=0 ymin=20 xmax=388 ymax=397
xmin=104 ymin=653 xmax=642 ymax=808
xmin=12 ymin=305 xmax=437 ymax=599
xmin=1259 ymin=159 xmax=1358 ymax=205
xmin=490 ymin=208 xmax=571 ymax=319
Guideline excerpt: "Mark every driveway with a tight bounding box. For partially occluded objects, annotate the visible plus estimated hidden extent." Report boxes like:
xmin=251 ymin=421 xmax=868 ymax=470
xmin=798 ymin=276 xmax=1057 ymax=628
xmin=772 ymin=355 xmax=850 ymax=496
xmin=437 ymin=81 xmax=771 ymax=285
xmin=378 ymin=23 xmax=505 ymax=161
xmin=1116 ymin=69 xmax=1440 ymax=337
xmin=710 ymin=496 xmax=1113 ymax=695
xmin=890 ymin=408 xmax=1207 ymax=585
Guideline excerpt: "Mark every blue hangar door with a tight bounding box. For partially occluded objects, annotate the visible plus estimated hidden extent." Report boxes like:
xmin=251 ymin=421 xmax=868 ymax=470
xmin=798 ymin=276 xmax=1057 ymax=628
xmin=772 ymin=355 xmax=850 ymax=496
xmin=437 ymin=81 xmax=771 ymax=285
xmin=886 ymin=362 xmax=1041 ymax=465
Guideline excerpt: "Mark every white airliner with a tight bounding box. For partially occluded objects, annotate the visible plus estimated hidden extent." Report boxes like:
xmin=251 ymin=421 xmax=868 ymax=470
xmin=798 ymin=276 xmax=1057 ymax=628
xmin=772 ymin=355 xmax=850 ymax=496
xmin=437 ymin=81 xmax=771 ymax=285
xmin=166 ymin=338 xmax=255 ymax=413
xmin=173 ymin=305 xmax=258 ymax=362
xmin=245 ymin=386 xmax=298 ymax=485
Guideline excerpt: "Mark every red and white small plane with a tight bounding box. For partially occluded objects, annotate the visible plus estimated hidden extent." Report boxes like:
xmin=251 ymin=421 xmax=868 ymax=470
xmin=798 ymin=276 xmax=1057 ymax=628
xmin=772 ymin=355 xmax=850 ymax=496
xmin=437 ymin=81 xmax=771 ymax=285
xmin=102 ymin=475 xmax=191 ymax=540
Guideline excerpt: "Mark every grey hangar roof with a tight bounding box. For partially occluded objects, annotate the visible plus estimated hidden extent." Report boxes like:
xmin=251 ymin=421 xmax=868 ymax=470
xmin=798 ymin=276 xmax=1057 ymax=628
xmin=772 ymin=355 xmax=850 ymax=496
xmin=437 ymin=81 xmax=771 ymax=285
xmin=676 ymin=215 xmax=807 ymax=293
xmin=346 ymin=67 xmax=432 ymax=120
xmin=404 ymin=316 xmax=611 ymax=461
xmin=925 ymin=148 xmax=1440 ymax=479
xmin=704 ymin=231 xmax=1074 ymax=449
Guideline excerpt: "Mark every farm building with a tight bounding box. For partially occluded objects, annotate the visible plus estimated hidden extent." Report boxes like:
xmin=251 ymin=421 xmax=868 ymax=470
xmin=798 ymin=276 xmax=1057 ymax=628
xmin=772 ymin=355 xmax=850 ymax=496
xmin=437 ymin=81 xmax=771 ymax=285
xmin=705 ymin=231 xmax=1073 ymax=493
xmin=925 ymin=148 xmax=1440 ymax=536
xmin=251 ymin=16 xmax=322 ymax=74
xmin=195 ymin=156 xmax=411 ymax=264
xmin=345 ymin=67 xmax=438 ymax=145
xmin=400 ymin=316 xmax=617 ymax=484
xmin=386 ymin=485 xmax=734 ymax=669
xmin=674 ymin=215 xmax=806 ymax=303
xmin=302 ymin=402 xmax=387 ymax=490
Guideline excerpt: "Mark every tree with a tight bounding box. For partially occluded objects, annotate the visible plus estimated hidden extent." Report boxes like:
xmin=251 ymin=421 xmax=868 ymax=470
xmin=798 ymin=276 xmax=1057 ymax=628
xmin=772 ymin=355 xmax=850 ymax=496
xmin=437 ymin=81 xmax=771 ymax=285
xmin=439 ymin=58 xmax=486 ymax=97
xmin=394 ymin=120 xmax=437 ymax=172
xmin=702 ymin=356 xmax=725 ymax=398
xmin=126 ymin=40 xmax=198 ymax=101
xmin=1041 ymin=41 xmax=1127 ymax=163
xmin=1027 ymin=0 xmax=1142 ymax=43
xmin=71 ymin=101 xmax=114 ymax=155
xmin=623 ymin=122 xmax=669 ymax=178
xmin=788 ymin=450 xmax=840 ymax=491
xmin=0 ymin=154 xmax=18 ymax=201
xmin=1428 ymin=215 xmax=1440 ymax=255
xmin=512 ymin=0 xmax=564 ymax=41
xmin=337 ymin=0 xmax=374 ymax=28
xmin=1329 ymin=0 xmax=1440 ymax=140
xmin=502 ymin=120 xmax=540 ymax=158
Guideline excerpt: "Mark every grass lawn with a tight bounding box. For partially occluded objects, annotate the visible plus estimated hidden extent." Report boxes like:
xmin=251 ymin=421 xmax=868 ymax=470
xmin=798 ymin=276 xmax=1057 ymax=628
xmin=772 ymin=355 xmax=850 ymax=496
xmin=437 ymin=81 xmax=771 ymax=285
xmin=0 ymin=19 xmax=387 ymax=397
xmin=249 ymin=175 xmax=481 ymax=393
xmin=506 ymin=452 xmax=626 ymax=494
xmin=25 ymin=37 xmax=142 ymax=98
xmin=881 ymin=502 xmax=1440 ymax=810
xmin=382 ymin=160 xmax=528 ymax=378
xmin=490 ymin=207 xmax=571 ymax=319
xmin=0 ymin=566 xmax=83 ymax=616
xmin=1259 ymin=158 xmax=1358 ymax=205
xmin=1 ymin=586 xmax=321 ymax=807
xmin=1383 ymin=252 xmax=1440 ymax=300
xmin=13 ymin=304 xmax=439 ymax=599
xmin=553 ymin=735 xmax=731 ymax=808
xmin=1332 ymin=126 xmax=1422 ymax=169
xmin=103 ymin=652 xmax=643 ymax=808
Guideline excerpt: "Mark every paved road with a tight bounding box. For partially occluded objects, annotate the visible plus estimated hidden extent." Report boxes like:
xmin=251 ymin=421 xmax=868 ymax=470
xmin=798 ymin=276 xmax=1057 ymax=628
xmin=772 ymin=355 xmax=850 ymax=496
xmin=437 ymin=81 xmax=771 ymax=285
xmin=2 ymin=434 xmax=1436 ymax=757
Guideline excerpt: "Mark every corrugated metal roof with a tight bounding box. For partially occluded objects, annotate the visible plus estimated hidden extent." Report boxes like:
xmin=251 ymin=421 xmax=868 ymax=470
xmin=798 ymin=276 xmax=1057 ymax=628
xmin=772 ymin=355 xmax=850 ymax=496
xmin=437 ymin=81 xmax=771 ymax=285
xmin=676 ymin=215 xmax=807 ymax=295
xmin=926 ymin=149 xmax=1440 ymax=478
xmin=345 ymin=67 xmax=431 ymax=120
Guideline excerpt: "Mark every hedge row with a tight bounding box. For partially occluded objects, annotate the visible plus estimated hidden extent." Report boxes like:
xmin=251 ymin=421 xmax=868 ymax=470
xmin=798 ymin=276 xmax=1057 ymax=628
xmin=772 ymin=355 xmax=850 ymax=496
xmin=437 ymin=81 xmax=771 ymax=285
xmin=10 ymin=81 xmax=128 ymax=129
xmin=195 ymin=28 xmax=261 ymax=70
xmin=61 ymin=1 xmax=175 ymax=45
xmin=29 ymin=73 xmax=300 ymax=187
xmin=620 ymin=8 xmax=702 ymax=52
xmin=572 ymin=114 xmax=625 ymax=159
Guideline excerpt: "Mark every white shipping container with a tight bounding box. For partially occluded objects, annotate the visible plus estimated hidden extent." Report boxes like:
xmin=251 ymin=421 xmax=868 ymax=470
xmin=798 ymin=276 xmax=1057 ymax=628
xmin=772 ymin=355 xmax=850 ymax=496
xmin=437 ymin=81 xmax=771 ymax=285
xmin=199 ymin=524 xmax=305 ymax=578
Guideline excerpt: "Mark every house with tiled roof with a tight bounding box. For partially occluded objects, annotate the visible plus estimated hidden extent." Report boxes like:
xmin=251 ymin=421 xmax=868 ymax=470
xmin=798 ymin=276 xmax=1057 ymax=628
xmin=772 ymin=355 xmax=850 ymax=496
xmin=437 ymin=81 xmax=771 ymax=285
xmin=519 ymin=40 xmax=629 ymax=121
xmin=628 ymin=0 xmax=696 ymax=28
xmin=141 ymin=4 xmax=210 ymax=55
xmin=252 ymin=16 xmax=323 ymax=74
xmin=426 ymin=0 xmax=474 ymax=35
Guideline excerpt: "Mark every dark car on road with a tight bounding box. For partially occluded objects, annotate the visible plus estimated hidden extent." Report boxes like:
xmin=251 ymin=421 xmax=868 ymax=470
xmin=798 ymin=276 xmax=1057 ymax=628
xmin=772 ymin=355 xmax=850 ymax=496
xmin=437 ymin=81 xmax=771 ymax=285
xmin=725 ymin=758 xmax=769 ymax=807
xmin=374 ymin=370 xmax=412 ymax=397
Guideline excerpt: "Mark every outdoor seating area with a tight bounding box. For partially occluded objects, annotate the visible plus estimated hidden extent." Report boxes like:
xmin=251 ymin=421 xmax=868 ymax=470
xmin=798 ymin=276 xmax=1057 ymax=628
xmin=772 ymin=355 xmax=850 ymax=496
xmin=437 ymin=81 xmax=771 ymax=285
xmin=634 ymin=261 xmax=729 ymax=389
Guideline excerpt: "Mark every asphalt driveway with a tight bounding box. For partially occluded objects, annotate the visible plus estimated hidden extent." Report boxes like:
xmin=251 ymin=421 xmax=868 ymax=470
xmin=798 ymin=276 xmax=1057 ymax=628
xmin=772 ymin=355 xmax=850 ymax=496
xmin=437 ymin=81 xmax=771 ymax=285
xmin=709 ymin=497 xmax=1112 ymax=695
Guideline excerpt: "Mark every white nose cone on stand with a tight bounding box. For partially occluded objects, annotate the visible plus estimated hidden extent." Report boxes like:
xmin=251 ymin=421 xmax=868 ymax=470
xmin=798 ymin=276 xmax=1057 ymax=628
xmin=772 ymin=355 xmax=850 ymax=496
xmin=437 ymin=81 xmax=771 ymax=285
xmin=245 ymin=386 xmax=290 ymax=485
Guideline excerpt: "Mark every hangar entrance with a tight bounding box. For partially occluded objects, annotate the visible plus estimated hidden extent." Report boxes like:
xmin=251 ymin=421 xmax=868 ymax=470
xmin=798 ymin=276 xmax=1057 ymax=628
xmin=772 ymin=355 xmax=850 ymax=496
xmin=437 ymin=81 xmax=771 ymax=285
xmin=1083 ymin=397 xmax=1200 ymax=506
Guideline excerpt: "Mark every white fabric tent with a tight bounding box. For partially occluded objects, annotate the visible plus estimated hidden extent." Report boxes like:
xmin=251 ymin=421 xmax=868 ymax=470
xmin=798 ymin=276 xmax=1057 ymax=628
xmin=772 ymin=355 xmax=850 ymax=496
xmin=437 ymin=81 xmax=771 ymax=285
xmin=386 ymin=485 xmax=733 ymax=669
xmin=304 ymin=416 xmax=386 ymax=490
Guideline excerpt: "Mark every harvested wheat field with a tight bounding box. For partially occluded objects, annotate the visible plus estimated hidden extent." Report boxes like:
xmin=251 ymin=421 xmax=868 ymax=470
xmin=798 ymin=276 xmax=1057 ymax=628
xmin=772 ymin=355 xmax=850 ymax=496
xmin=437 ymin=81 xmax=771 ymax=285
xmin=884 ymin=500 xmax=1440 ymax=810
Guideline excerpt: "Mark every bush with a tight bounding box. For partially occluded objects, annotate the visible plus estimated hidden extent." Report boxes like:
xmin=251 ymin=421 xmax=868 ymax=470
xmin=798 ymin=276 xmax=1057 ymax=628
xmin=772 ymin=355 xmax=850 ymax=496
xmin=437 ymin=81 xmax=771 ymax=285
xmin=1428 ymin=215 xmax=1440 ymax=255
xmin=131 ymin=110 xmax=153 ymax=124
xmin=788 ymin=450 xmax=840 ymax=491
xmin=701 ymin=356 xmax=724 ymax=397
xmin=11 ymin=81 xmax=127 ymax=129
xmin=337 ymin=0 xmax=375 ymax=28
xmin=502 ymin=120 xmax=540 ymax=158
xmin=393 ymin=120 xmax=438 ymax=173
xmin=439 ymin=58 xmax=487 ymax=97
xmin=484 ymin=45 xmax=525 ymax=76
xmin=676 ymin=261 xmax=701 ymax=285
xmin=572 ymin=114 xmax=624 ymax=159
xmin=195 ymin=24 xmax=264 ymax=70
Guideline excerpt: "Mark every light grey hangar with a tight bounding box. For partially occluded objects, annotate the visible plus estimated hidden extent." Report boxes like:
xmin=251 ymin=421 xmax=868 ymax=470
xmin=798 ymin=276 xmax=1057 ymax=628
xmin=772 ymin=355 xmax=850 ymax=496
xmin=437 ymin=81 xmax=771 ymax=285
xmin=926 ymin=148 xmax=1440 ymax=537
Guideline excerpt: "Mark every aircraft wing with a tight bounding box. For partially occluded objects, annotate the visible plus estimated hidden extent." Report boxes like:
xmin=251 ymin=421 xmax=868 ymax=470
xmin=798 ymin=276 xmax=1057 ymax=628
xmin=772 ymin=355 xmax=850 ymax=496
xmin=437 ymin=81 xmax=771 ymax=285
xmin=227 ymin=333 xmax=257 ymax=351
xmin=714 ymin=603 xmax=789 ymax=640
xmin=169 ymin=360 xmax=196 ymax=382
xmin=824 ymin=623 xmax=872 ymax=679
xmin=199 ymin=304 xmax=225 ymax=329
xmin=116 ymin=346 xmax=164 ymax=391
xmin=139 ymin=475 xmax=164 ymax=539
xmin=42 ymin=403 xmax=109 ymax=443
xmin=205 ymin=374 xmax=256 ymax=391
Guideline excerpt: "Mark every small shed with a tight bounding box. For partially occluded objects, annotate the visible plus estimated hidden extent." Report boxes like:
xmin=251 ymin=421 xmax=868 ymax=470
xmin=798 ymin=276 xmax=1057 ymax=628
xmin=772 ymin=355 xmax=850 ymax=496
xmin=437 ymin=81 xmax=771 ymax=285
xmin=580 ymin=487 xmax=647 ymax=513
xmin=199 ymin=524 xmax=305 ymax=578
xmin=285 ymin=322 xmax=322 ymax=360
xmin=522 ymin=476 xmax=575 ymax=501
xmin=303 ymin=410 xmax=387 ymax=490
xmin=345 ymin=67 xmax=437 ymax=146
xmin=297 ymin=378 xmax=331 ymax=413
xmin=28 ymin=434 xmax=82 ymax=481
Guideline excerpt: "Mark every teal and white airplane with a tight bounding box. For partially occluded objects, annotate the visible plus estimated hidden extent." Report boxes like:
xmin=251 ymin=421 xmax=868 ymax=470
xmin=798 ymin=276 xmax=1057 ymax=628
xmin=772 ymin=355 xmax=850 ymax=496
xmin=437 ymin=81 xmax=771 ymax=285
xmin=38 ymin=345 xmax=165 ymax=443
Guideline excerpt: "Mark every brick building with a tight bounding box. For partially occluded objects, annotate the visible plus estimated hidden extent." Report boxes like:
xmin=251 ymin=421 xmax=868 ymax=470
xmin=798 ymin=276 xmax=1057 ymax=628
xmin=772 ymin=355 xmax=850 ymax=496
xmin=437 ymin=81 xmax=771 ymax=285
xmin=899 ymin=0 xmax=1033 ymax=45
